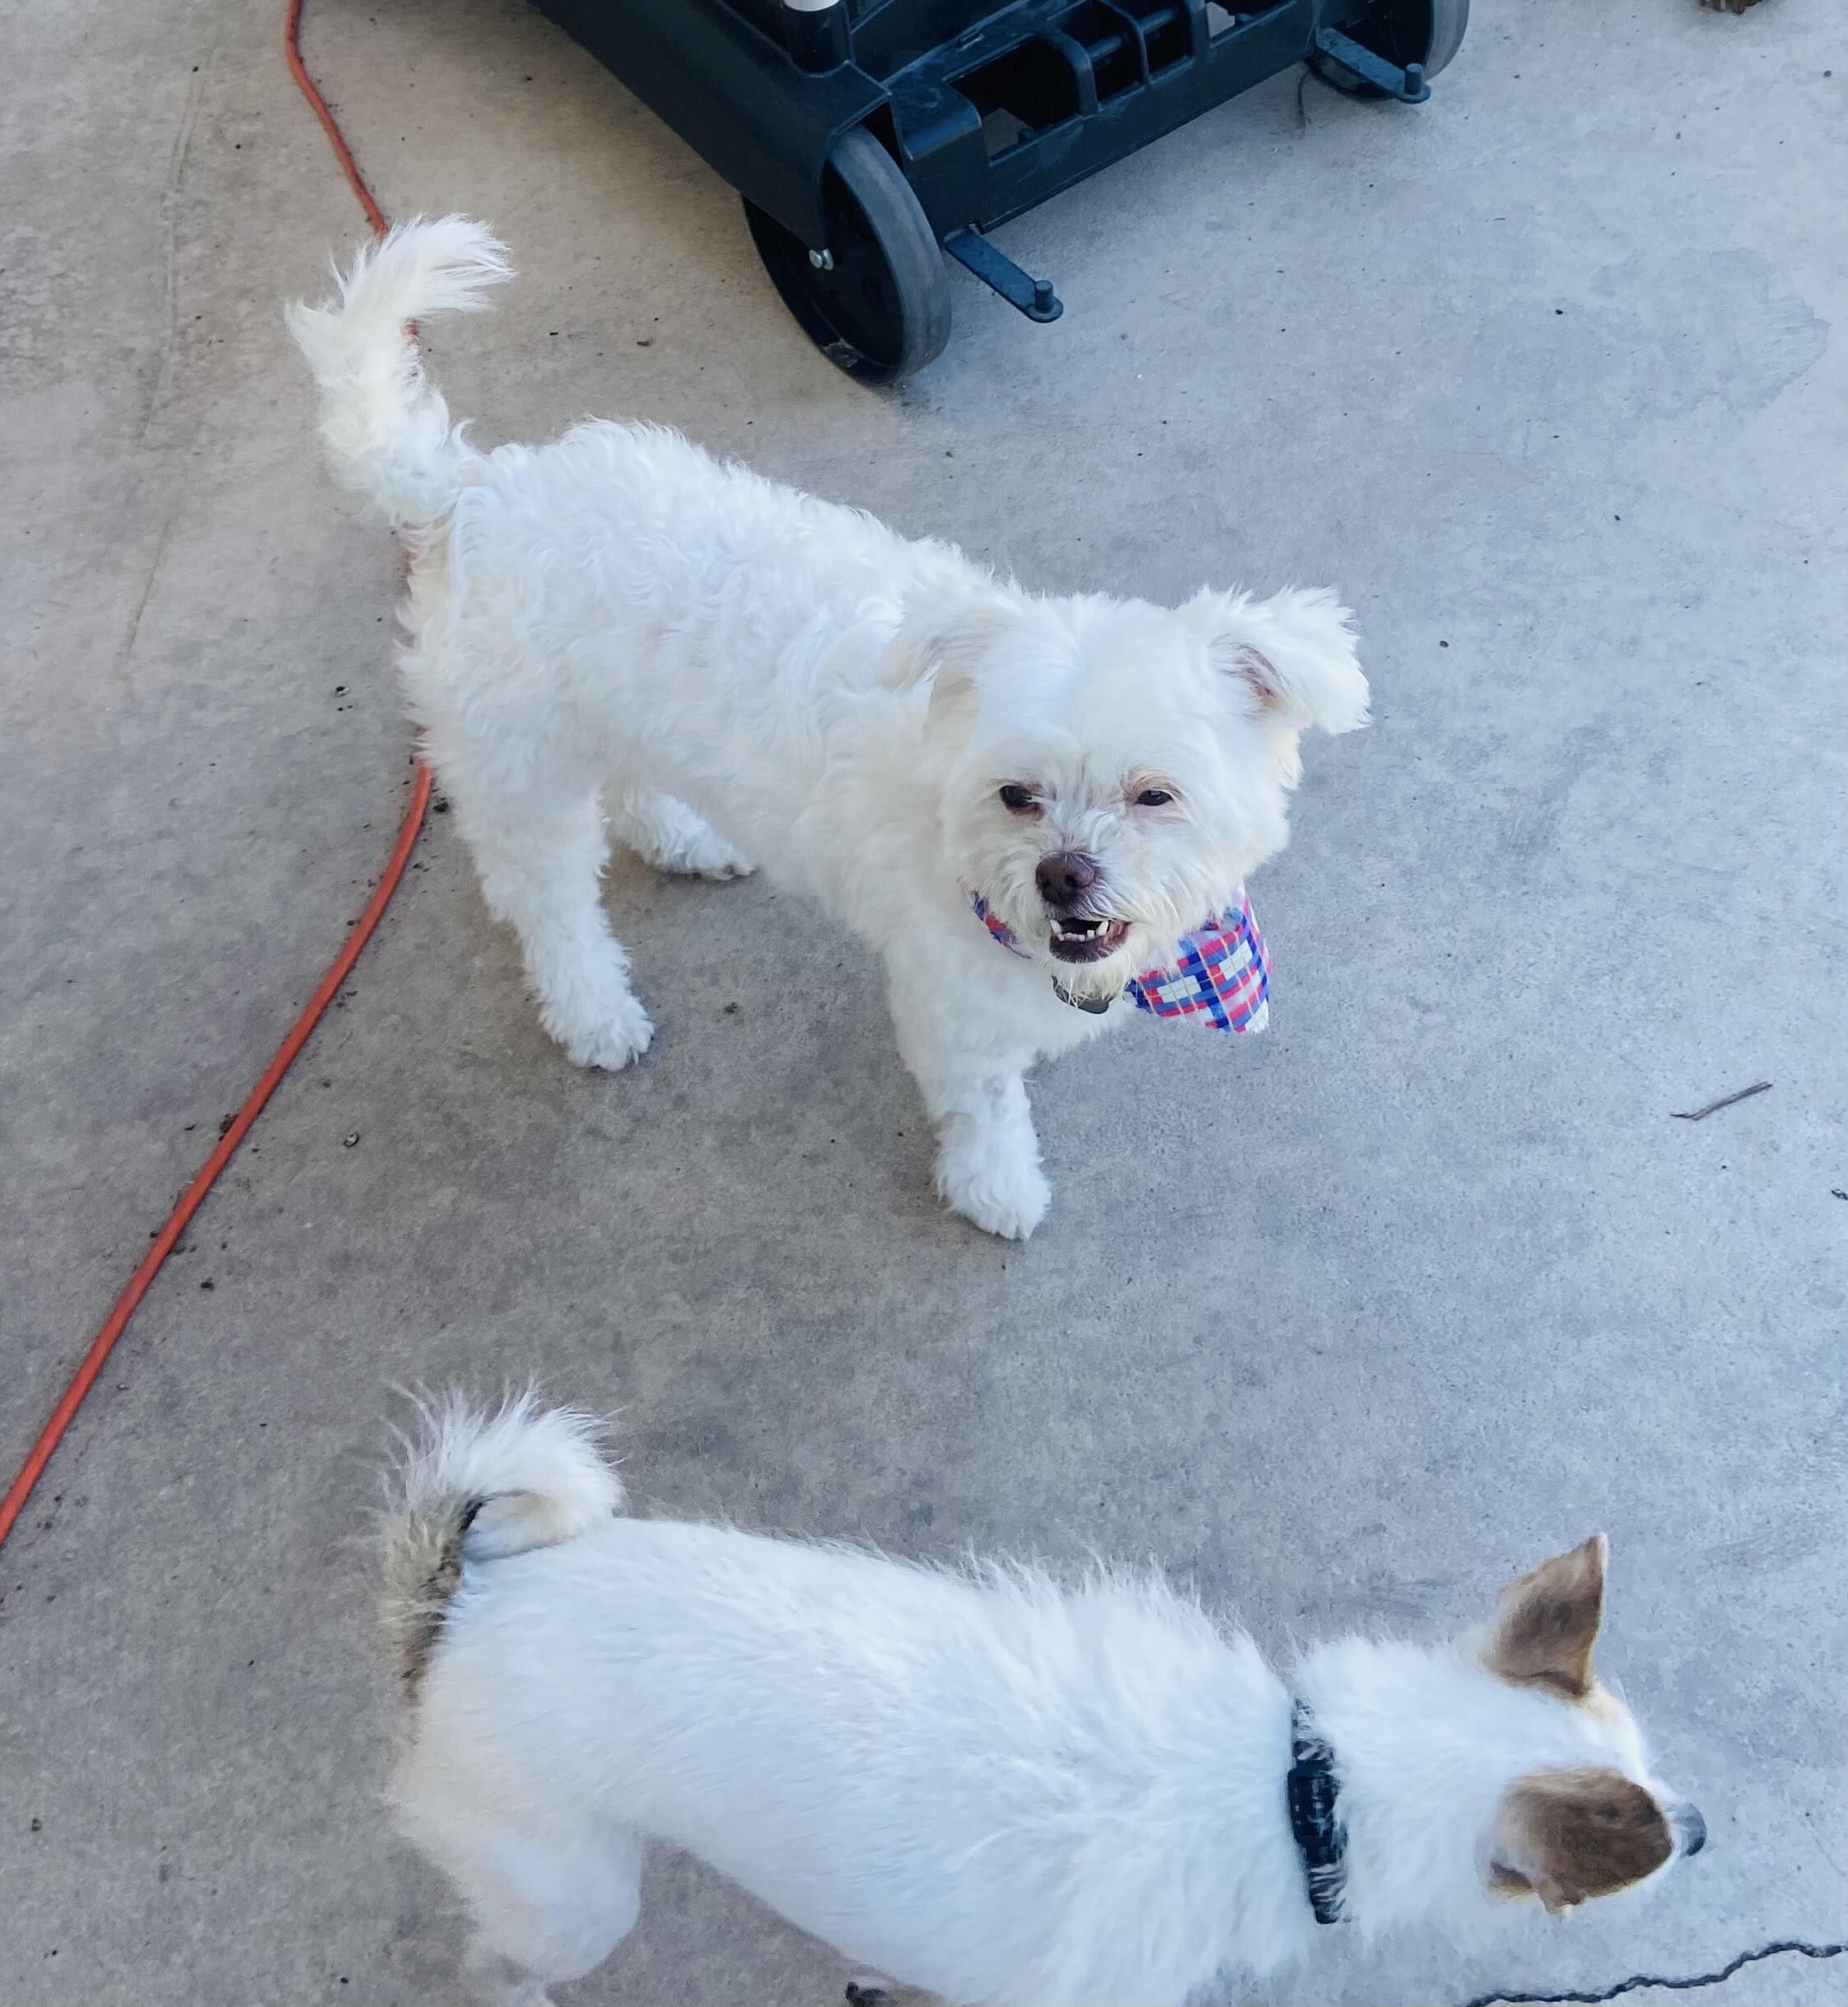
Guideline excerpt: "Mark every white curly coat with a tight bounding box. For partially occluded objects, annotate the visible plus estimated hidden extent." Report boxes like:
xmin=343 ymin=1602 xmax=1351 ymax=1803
xmin=289 ymin=219 xmax=1370 ymax=1238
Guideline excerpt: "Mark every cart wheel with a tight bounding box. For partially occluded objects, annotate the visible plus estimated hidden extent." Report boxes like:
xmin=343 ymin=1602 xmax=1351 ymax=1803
xmin=744 ymin=127 xmax=951 ymax=385
xmin=1308 ymin=0 xmax=1468 ymax=94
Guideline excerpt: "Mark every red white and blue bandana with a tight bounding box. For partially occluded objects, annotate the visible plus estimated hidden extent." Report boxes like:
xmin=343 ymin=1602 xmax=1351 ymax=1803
xmin=963 ymin=884 xmax=1270 ymax=1034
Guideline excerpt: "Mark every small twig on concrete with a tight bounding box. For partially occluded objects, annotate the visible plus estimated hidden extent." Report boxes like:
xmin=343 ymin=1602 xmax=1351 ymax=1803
xmin=1670 ymin=1080 xmax=1771 ymax=1123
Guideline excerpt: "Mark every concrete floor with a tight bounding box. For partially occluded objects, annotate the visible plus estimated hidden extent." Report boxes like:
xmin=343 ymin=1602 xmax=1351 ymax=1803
xmin=2 ymin=0 xmax=1843 ymax=2001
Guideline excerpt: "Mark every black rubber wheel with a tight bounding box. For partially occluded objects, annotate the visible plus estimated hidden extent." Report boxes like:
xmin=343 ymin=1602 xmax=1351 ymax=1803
xmin=1307 ymin=0 xmax=1469 ymax=95
xmin=744 ymin=127 xmax=951 ymax=385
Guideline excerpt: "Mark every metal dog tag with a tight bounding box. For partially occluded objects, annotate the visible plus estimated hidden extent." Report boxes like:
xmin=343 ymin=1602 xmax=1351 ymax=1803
xmin=1051 ymin=977 xmax=1116 ymax=1014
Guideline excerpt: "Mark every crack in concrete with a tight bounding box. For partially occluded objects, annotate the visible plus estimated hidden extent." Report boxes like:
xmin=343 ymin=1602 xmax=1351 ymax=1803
xmin=114 ymin=507 xmax=175 ymax=691
xmin=1461 ymin=1937 xmax=1846 ymax=2005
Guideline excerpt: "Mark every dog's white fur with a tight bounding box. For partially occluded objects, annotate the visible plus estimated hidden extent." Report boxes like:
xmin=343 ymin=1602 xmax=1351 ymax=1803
xmin=381 ymin=1396 xmax=1699 ymax=2007
xmin=289 ymin=220 xmax=1370 ymax=1239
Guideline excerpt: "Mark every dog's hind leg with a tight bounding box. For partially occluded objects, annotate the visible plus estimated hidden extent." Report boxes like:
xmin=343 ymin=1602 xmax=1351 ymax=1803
xmin=452 ymin=778 xmax=655 ymax=1069
xmin=609 ymin=785 xmax=754 ymax=880
xmin=450 ymin=1823 xmax=645 ymax=2007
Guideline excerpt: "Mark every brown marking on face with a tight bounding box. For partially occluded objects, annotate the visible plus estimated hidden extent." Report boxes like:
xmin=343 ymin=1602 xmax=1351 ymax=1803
xmin=1484 ymin=1533 xmax=1606 ymax=1700
xmin=1495 ymin=1768 xmax=1675 ymax=1913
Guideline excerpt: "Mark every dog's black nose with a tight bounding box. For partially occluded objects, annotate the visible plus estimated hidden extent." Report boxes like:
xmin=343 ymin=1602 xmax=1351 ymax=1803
xmin=1037 ymin=851 xmax=1099 ymax=909
xmin=1673 ymin=1802 xmax=1706 ymax=1856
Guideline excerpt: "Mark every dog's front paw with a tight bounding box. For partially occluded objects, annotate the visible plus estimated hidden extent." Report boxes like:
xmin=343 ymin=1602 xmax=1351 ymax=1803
xmin=547 ymin=995 xmax=656 ymax=1071
xmin=935 ymin=1125 xmax=1051 ymax=1241
xmin=944 ymin=1164 xmax=1051 ymax=1240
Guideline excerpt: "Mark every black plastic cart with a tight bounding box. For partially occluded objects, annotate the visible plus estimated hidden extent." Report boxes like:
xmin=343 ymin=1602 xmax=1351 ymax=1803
xmin=531 ymin=0 xmax=1467 ymax=380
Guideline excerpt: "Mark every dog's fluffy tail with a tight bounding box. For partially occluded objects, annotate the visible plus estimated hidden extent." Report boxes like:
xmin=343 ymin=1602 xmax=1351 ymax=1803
xmin=286 ymin=216 xmax=511 ymax=530
xmin=380 ymin=1390 xmax=623 ymax=1688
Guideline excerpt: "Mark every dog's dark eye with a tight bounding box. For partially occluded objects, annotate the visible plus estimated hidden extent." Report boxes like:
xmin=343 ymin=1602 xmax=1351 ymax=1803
xmin=1135 ymin=787 xmax=1174 ymax=808
xmin=998 ymin=784 xmax=1038 ymax=813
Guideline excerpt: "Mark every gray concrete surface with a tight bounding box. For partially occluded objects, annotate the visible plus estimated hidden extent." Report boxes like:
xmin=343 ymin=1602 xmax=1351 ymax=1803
xmin=2 ymin=0 xmax=1843 ymax=2001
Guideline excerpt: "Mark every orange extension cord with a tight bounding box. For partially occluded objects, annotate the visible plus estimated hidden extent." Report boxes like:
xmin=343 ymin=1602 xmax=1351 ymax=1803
xmin=0 ymin=1 xmax=416 ymax=1550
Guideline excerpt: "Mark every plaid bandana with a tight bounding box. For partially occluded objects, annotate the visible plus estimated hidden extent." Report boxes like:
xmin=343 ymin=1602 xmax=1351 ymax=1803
xmin=963 ymin=884 xmax=1270 ymax=1034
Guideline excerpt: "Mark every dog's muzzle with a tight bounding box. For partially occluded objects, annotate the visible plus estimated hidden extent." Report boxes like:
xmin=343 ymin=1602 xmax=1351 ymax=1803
xmin=963 ymin=884 xmax=1271 ymax=1034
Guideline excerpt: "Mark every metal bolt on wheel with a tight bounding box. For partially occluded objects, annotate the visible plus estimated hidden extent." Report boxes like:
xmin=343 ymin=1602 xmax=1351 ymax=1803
xmin=745 ymin=125 xmax=952 ymax=385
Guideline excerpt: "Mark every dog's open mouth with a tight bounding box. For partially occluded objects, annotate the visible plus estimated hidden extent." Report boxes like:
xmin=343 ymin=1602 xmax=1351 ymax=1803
xmin=1049 ymin=916 xmax=1130 ymax=964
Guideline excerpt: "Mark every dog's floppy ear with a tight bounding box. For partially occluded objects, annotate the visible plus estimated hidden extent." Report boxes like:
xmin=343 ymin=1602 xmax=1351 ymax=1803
xmin=900 ymin=600 xmax=1020 ymax=737
xmin=1181 ymin=586 xmax=1369 ymax=735
xmin=1483 ymin=1533 xmax=1607 ymax=1699
xmin=1492 ymin=1768 xmax=1674 ymax=1913
xmin=923 ymin=601 xmax=1017 ymax=688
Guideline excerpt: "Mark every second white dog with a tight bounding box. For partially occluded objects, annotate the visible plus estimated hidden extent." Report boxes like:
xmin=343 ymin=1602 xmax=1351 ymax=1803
xmin=382 ymin=1395 xmax=1706 ymax=2007
xmin=289 ymin=219 xmax=1370 ymax=1238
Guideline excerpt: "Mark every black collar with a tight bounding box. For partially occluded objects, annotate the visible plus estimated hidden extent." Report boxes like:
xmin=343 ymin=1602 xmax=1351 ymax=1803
xmin=1286 ymin=1701 xmax=1347 ymax=1925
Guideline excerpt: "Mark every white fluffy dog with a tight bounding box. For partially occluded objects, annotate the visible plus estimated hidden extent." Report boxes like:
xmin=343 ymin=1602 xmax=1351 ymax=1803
xmin=382 ymin=1395 xmax=1705 ymax=2007
xmin=289 ymin=219 xmax=1369 ymax=1239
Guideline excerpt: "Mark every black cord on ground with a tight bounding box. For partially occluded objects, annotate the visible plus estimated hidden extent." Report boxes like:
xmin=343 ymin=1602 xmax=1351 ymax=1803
xmin=1463 ymin=1937 xmax=1846 ymax=2007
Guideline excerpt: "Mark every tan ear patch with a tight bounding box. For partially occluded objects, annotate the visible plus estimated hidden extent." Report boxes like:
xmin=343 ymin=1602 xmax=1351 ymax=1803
xmin=1485 ymin=1533 xmax=1607 ymax=1699
xmin=880 ymin=600 xmax=1017 ymax=702
xmin=1228 ymin=642 xmax=1282 ymax=713
xmin=1497 ymin=1769 xmax=1674 ymax=1913
xmin=926 ymin=604 xmax=1019 ymax=689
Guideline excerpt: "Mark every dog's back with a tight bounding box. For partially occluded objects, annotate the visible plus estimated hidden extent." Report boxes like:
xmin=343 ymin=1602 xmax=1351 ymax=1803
xmin=384 ymin=1415 xmax=1703 ymax=2007
xmin=386 ymin=1395 xmax=1304 ymax=2005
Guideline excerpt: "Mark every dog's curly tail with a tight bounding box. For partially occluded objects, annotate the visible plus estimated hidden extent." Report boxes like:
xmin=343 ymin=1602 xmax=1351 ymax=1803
xmin=286 ymin=216 xmax=511 ymax=532
xmin=380 ymin=1390 xmax=623 ymax=1692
